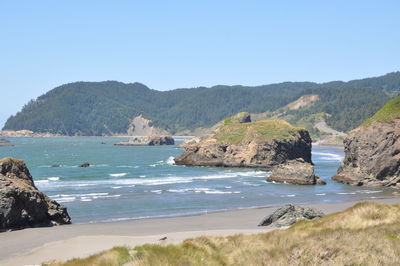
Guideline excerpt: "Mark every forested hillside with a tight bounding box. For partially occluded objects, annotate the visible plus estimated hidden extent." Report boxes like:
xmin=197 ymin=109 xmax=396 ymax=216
xmin=3 ymin=72 xmax=399 ymax=136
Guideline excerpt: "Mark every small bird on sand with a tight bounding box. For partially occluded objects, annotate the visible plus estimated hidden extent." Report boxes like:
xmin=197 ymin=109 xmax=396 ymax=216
xmin=159 ymin=236 xmax=167 ymax=241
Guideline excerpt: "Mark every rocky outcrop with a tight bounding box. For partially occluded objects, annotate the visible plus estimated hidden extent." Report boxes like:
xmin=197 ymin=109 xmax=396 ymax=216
xmin=258 ymin=204 xmax=325 ymax=227
xmin=332 ymin=119 xmax=400 ymax=187
xmin=175 ymin=113 xmax=323 ymax=185
xmin=127 ymin=115 xmax=170 ymax=136
xmin=115 ymin=136 xmax=175 ymax=146
xmin=268 ymin=159 xmax=325 ymax=185
xmin=78 ymin=162 xmax=90 ymax=168
xmin=0 ymin=157 xmax=71 ymax=231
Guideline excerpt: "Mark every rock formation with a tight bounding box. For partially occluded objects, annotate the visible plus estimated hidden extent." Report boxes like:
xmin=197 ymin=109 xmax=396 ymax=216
xmin=127 ymin=115 xmax=170 ymax=136
xmin=175 ymin=113 xmax=324 ymax=185
xmin=115 ymin=136 xmax=175 ymax=146
xmin=78 ymin=162 xmax=90 ymax=168
xmin=258 ymin=204 xmax=325 ymax=227
xmin=268 ymin=159 xmax=326 ymax=185
xmin=0 ymin=157 xmax=71 ymax=231
xmin=332 ymin=96 xmax=400 ymax=188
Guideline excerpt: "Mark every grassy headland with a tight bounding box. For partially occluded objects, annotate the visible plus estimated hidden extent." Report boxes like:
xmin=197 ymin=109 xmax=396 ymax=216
xmin=46 ymin=202 xmax=400 ymax=266
xmin=362 ymin=96 xmax=400 ymax=126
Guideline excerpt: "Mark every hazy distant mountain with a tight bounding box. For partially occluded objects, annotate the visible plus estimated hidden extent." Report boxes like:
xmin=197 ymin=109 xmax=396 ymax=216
xmin=3 ymin=72 xmax=399 ymax=136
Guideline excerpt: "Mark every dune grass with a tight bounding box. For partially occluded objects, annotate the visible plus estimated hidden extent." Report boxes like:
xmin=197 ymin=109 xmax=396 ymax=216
xmin=362 ymin=96 xmax=400 ymax=126
xmin=46 ymin=202 xmax=400 ymax=266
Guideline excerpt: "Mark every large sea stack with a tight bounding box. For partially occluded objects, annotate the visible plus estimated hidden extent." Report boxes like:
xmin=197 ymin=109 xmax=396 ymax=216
xmin=175 ymin=113 xmax=324 ymax=185
xmin=0 ymin=157 xmax=71 ymax=231
xmin=333 ymin=96 xmax=400 ymax=187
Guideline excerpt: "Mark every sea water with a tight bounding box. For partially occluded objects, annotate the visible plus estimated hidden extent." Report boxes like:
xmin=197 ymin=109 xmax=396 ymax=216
xmin=0 ymin=137 xmax=395 ymax=223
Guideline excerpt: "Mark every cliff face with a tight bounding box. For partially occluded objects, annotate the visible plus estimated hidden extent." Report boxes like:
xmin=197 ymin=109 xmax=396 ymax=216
xmin=332 ymin=119 xmax=400 ymax=187
xmin=0 ymin=158 xmax=71 ymax=231
xmin=175 ymin=114 xmax=312 ymax=168
xmin=175 ymin=113 xmax=324 ymax=185
xmin=127 ymin=115 xmax=170 ymax=136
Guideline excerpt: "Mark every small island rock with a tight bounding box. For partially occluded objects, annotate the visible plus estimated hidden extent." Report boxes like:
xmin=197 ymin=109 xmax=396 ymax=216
xmin=79 ymin=162 xmax=90 ymax=168
xmin=174 ymin=113 xmax=324 ymax=185
xmin=115 ymin=136 xmax=175 ymax=146
xmin=268 ymin=159 xmax=326 ymax=185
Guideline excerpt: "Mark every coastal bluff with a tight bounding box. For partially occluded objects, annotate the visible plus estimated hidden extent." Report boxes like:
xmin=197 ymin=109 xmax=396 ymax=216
xmin=175 ymin=113 xmax=324 ymax=185
xmin=333 ymin=96 xmax=400 ymax=188
xmin=0 ymin=157 xmax=71 ymax=231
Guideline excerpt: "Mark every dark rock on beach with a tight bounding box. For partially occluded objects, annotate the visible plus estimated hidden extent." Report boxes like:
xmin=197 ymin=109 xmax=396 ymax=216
xmin=259 ymin=204 xmax=325 ymax=227
xmin=115 ymin=136 xmax=175 ymax=146
xmin=0 ymin=157 xmax=71 ymax=231
xmin=78 ymin=162 xmax=90 ymax=168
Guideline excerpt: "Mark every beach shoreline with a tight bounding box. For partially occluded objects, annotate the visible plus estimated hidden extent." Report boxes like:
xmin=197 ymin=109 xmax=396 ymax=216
xmin=1 ymin=197 xmax=399 ymax=266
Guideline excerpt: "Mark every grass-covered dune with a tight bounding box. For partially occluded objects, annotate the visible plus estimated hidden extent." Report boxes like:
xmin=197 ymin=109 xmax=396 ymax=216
xmin=46 ymin=202 xmax=400 ymax=266
xmin=362 ymin=95 xmax=400 ymax=126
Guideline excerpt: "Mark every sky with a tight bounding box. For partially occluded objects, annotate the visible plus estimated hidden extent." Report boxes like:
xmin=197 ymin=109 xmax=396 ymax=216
xmin=1 ymin=1 xmax=399 ymax=128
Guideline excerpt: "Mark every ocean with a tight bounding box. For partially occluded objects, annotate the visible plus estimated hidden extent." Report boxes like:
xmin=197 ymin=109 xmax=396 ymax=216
xmin=0 ymin=137 xmax=396 ymax=223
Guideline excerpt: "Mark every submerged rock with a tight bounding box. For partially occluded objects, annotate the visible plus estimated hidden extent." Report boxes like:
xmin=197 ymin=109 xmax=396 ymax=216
xmin=78 ymin=162 xmax=90 ymax=168
xmin=0 ymin=138 xmax=10 ymax=143
xmin=115 ymin=136 xmax=175 ymax=146
xmin=174 ymin=113 xmax=324 ymax=185
xmin=0 ymin=157 xmax=71 ymax=231
xmin=332 ymin=97 xmax=400 ymax=188
xmin=259 ymin=204 xmax=325 ymax=227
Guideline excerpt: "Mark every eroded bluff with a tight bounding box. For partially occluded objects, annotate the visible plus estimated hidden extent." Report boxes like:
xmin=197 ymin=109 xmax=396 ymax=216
xmin=333 ymin=119 xmax=400 ymax=187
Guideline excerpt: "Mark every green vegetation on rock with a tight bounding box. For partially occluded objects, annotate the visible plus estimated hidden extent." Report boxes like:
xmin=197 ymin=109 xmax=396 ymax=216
xmin=3 ymin=72 xmax=400 ymax=136
xmin=362 ymin=96 xmax=400 ymax=126
xmin=215 ymin=119 xmax=303 ymax=144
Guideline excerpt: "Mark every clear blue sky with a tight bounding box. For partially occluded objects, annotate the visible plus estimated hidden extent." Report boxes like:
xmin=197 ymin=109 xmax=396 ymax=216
xmin=1 ymin=0 xmax=399 ymax=128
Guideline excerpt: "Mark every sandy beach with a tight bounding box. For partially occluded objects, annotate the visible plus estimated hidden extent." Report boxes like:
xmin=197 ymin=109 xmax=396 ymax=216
xmin=0 ymin=197 xmax=399 ymax=266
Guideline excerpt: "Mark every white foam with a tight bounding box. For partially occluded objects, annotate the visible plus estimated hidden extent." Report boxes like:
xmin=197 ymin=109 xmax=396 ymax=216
xmin=35 ymin=180 xmax=49 ymax=183
xmin=109 ymin=173 xmax=128 ymax=177
xmin=313 ymin=151 xmax=344 ymax=162
xmin=204 ymin=190 xmax=234 ymax=194
xmin=48 ymin=177 xmax=60 ymax=181
xmin=356 ymin=190 xmax=383 ymax=194
xmin=112 ymin=186 xmax=122 ymax=189
xmin=281 ymin=194 xmax=296 ymax=197
xmin=167 ymin=156 xmax=175 ymax=165
xmin=139 ymin=175 xmax=146 ymax=178
xmin=316 ymin=193 xmax=326 ymax=196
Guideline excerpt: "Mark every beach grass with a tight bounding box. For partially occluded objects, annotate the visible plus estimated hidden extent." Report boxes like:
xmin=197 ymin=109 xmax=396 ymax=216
xmin=46 ymin=202 xmax=400 ymax=266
